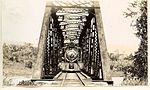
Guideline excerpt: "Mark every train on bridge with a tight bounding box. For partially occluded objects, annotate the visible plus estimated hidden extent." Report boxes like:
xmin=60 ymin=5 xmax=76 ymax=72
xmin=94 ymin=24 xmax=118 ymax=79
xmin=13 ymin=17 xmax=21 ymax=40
xmin=58 ymin=43 xmax=83 ymax=71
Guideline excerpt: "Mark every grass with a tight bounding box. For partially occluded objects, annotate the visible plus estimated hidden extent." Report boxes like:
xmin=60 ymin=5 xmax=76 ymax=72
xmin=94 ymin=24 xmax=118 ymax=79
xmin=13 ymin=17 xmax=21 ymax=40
xmin=3 ymin=59 xmax=33 ymax=86
xmin=3 ymin=60 xmax=32 ymax=77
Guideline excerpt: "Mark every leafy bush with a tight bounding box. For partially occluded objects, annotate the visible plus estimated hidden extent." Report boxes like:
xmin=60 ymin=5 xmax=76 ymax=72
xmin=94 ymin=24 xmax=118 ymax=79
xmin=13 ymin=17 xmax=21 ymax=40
xmin=109 ymin=53 xmax=133 ymax=72
xmin=3 ymin=43 xmax=38 ymax=69
xmin=17 ymin=80 xmax=34 ymax=86
xmin=124 ymin=0 xmax=148 ymax=80
xmin=122 ymin=77 xmax=148 ymax=86
xmin=25 ymin=61 xmax=32 ymax=69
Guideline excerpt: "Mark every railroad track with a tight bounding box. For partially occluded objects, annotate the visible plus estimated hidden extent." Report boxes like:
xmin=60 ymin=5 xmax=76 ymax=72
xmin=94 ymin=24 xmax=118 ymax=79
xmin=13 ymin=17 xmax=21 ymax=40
xmin=60 ymin=72 xmax=86 ymax=86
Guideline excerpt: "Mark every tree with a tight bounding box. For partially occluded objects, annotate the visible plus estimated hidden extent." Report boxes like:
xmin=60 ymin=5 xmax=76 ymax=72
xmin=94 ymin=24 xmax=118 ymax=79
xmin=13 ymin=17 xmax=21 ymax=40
xmin=124 ymin=0 xmax=147 ymax=80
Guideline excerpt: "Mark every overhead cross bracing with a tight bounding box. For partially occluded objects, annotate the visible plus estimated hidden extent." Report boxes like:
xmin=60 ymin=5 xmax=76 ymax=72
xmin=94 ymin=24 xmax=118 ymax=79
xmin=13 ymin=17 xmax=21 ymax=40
xmin=56 ymin=8 xmax=89 ymax=44
xmin=46 ymin=0 xmax=100 ymax=8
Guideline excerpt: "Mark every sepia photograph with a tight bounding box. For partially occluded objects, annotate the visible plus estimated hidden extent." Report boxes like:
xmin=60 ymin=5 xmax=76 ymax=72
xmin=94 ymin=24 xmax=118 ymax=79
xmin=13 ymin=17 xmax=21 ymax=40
xmin=1 ymin=0 xmax=149 ymax=89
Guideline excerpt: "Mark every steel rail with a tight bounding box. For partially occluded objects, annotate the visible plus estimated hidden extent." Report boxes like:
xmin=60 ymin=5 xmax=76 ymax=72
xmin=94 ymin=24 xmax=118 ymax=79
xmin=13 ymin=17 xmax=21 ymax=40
xmin=75 ymin=72 xmax=86 ymax=86
xmin=60 ymin=72 xmax=67 ymax=86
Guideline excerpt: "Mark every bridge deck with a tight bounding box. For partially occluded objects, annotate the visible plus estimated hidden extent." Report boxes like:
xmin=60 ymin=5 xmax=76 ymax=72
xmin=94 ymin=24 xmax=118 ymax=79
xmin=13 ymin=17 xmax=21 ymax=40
xmin=33 ymin=72 xmax=110 ymax=87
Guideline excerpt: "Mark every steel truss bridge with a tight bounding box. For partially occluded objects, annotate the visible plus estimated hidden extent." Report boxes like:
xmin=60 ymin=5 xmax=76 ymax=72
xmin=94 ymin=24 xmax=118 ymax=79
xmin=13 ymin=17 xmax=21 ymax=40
xmin=32 ymin=0 xmax=113 ymax=86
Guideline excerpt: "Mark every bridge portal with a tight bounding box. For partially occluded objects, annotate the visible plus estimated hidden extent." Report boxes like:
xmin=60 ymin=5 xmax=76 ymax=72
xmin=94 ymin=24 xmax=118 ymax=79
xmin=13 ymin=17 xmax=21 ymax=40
xmin=32 ymin=0 xmax=112 ymax=85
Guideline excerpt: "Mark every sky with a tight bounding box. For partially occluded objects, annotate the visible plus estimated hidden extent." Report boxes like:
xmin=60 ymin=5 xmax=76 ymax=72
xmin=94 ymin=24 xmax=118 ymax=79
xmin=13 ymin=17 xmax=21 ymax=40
xmin=2 ymin=0 xmax=140 ymax=54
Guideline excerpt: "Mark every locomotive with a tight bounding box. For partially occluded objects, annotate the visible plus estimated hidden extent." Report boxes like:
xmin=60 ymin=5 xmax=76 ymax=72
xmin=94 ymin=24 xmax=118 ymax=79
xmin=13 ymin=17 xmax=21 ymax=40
xmin=59 ymin=43 xmax=83 ymax=71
